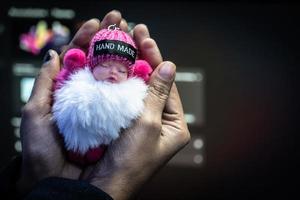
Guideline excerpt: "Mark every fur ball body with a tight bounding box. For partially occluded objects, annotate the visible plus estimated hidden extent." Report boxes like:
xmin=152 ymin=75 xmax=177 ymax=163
xmin=52 ymin=67 xmax=148 ymax=155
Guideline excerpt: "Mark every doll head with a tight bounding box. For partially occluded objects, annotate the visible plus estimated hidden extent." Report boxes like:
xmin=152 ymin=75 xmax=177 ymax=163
xmin=87 ymin=24 xmax=137 ymax=83
xmin=92 ymin=60 xmax=128 ymax=83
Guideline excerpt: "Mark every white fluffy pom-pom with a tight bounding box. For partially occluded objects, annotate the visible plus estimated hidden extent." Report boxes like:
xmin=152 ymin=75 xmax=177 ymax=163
xmin=52 ymin=67 xmax=147 ymax=154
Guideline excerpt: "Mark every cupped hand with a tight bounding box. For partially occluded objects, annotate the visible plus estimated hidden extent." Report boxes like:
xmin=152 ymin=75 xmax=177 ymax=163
xmin=16 ymin=10 xmax=126 ymax=195
xmin=84 ymin=24 xmax=191 ymax=200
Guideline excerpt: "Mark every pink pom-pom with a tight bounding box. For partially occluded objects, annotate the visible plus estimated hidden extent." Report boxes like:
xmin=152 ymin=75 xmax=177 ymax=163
xmin=54 ymin=49 xmax=87 ymax=90
xmin=132 ymin=60 xmax=153 ymax=83
xmin=67 ymin=150 xmax=86 ymax=166
xmin=67 ymin=145 xmax=107 ymax=166
xmin=63 ymin=48 xmax=86 ymax=71
xmin=85 ymin=146 xmax=106 ymax=163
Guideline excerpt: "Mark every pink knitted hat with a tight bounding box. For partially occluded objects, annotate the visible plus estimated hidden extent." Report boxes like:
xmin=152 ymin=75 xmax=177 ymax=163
xmin=87 ymin=24 xmax=137 ymax=69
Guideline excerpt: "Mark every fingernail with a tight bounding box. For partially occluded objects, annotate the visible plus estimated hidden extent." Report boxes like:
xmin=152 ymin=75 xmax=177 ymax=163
xmin=159 ymin=62 xmax=175 ymax=81
xmin=112 ymin=9 xmax=121 ymax=14
xmin=43 ymin=49 xmax=55 ymax=63
xmin=90 ymin=18 xmax=100 ymax=24
xmin=144 ymin=38 xmax=155 ymax=49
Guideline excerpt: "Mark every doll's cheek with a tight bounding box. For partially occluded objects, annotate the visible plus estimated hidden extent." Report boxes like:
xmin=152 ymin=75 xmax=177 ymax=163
xmin=92 ymin=68 xmax=103 ymax=81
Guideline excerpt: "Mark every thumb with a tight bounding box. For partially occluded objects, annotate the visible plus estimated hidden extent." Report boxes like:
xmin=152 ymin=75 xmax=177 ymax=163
xmin=29 ymin=50 xmax=60 ymax=102
xmin=144 ymin=61 xmax=176 ymax=115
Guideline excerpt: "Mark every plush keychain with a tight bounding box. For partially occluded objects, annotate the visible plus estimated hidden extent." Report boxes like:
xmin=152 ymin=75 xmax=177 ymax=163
xmin=52 ymin=24 xmax=152 ymax=165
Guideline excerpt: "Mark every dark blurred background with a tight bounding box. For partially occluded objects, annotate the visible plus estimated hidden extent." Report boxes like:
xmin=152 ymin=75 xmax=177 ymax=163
xmin=0 ymin=1 xmax=298 ymax=199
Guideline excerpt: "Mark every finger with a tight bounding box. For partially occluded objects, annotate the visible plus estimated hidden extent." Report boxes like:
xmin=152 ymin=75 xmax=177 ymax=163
xmin=60 ymin=18 xmax=100 ymax=61
xmin=139 ymin=38 xmax=163 ymax=69
xmin=100 ymin=10 xmax=122 ymax=29
xmin=144 ymin=61 xmax=176 ymax=118
xmin=133 ymin=24 xmax=150 ymax=59
xmin=119 ymin=18 xmax=128 ymax=32
xmin=29 ymin=50 xmax=60 ymax=104
xmin=133 ymin=24 xmax=150 ymax=49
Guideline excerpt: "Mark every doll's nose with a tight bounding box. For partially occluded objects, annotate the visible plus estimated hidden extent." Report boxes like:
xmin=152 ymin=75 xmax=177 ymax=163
xmin=110 ymin=67 xmax=118 ymax=74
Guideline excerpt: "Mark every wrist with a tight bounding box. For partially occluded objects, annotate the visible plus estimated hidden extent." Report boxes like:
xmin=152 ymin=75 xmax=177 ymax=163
xmin=89 ymin=165 xmax=148 ymax=200
xmin=89 ymin=170 xmax=134 ymax=200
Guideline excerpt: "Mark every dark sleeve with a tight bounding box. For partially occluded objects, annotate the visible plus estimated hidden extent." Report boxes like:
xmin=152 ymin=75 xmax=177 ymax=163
xmin=24 ymin=177 xmax=113 ymax=200
xmin=0 ymin=156 xmax=113 ymax=200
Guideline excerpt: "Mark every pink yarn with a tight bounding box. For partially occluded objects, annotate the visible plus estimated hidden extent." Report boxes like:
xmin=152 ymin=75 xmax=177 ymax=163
xmin=87 ymin=28 xmax=137 ymax=69
xmin=132 ymin=60 xmax=153 ymax=83
xmin=54 ymin=68 xmax=70 ymax=90
xmin=63 ymin=48 xmax=86 ymax=71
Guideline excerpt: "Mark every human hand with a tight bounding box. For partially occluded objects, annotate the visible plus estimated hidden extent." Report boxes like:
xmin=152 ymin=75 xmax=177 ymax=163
xmin=16 ymin=10 xmax=127 ymax=195
xmin=84 ymin=24 xmax=191 ymax=200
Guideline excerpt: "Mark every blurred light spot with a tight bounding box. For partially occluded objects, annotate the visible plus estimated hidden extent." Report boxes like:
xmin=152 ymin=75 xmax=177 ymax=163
xmin=175 ymin=72 xmax=203 ymax=82
xmin=8 ymin=7 xmax=49 ymax=18
xmin=51 ymin=8 xmax=75 ymax=19
xmin=193 ymin=154 xmax=203 ymax=164
xmin=14 ymin=128 xmax=20 ymax=138
xmin=20 ymin=77 xmax=35 ymax=103
xmin=11 ymin=117 xmax=21 ymax=127
xmin=127 ymin=22 xmax=136 ymax=32
xmin=193 ymin=138 xmax=204 ymax=149
xmin=14 ymin=140 xmax=22 ymax=152
xmin=184 ymin=113 xmax=196 ymax=124
xmin=13 ymin=63 xmax=39 ymax=76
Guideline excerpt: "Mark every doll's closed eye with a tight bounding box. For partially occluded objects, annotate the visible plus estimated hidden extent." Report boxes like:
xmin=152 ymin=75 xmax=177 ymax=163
xmin=119 ymin=69 xmax=127 ymax=74
xmin=100 ymin=64 xmax=109 ymax=68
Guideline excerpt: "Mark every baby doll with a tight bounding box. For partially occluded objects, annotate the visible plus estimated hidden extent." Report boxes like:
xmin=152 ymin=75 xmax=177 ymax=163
xmin=52 ymin=24 xmax=153 ymax=165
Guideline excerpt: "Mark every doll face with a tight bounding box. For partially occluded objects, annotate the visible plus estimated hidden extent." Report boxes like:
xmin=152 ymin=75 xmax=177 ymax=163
xmin=93 ymin=61 xmax=128 ymax=83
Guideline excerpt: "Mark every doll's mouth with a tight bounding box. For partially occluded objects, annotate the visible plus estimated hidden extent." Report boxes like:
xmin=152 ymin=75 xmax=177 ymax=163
xmin=107 ymin=77 xmax=118 ymax=83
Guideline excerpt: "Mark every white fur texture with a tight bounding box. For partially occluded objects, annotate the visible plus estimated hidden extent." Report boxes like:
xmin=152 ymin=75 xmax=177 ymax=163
xmin=52 ymin=68 xmax=148 ymax=154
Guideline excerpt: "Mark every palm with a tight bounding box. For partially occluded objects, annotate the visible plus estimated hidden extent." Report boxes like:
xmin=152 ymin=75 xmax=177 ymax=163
xmin=161 ymin=85 xmax=188 ymax=145
xmin=20 ymin=103 xmax=82 ymax=187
